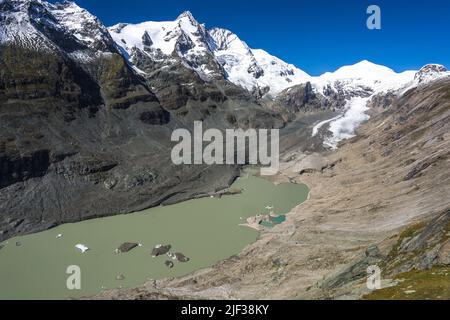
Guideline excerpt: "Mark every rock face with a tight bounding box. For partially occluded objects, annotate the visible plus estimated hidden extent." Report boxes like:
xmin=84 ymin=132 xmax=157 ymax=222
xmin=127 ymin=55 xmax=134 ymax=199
xmin=384 ymin=210 xmax=450 ymax=272
xmin=321 ymin=208 xmax=450 ymax=299
xmin=292 ymin=153 xmax=328 ymax=175
xmin=321 ymin=245 xmax=384 ymax=291
xmin=272 ymin=82 xmax=347 ymax=114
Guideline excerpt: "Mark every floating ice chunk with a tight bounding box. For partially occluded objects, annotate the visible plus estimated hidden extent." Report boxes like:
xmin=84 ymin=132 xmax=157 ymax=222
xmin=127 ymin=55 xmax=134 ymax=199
xmin=75 ymin=244 xmax=89 ymax=253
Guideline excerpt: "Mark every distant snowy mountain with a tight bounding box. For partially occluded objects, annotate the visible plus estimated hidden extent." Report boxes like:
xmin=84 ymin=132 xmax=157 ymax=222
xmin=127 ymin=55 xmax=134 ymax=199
xmin=109 ymin=11 xmax=312 ymax=97
xmin=311 ymin=60 xmax=417 ymax=96
xmin=2 ymin=1 xmax=448 ymax=103
xmin=413 ymin=64 xmax=450 ymax=85
xmin=5 ymin=1 xmax=445 ymax=100
xmin=109 ymin=11 xmax=450 ymax=100
xmin=307 ymin=62 xmax=449 ymax=149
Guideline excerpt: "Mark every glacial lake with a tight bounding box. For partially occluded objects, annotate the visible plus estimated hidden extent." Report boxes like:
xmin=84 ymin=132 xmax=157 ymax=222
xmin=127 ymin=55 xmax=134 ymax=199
xmin=0 ymin=176 xmax=308 ymax=299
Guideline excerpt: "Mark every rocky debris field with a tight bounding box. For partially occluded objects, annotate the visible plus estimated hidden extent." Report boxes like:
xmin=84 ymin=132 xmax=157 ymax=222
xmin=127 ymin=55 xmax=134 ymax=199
xmin=91 ymin=78 xmax=450 ymax=300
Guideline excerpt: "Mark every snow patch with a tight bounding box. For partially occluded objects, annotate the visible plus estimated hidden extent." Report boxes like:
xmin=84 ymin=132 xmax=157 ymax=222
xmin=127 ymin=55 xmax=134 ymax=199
xmin=312 ymin=115 xmax=341 ymax=137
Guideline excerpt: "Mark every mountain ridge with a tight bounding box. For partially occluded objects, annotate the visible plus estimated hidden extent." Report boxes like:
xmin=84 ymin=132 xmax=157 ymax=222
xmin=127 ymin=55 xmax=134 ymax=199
xmin=2 ymin=1 xmax=449 ymax=100
xmin=107 ymin=9 xmax=450 ymax=100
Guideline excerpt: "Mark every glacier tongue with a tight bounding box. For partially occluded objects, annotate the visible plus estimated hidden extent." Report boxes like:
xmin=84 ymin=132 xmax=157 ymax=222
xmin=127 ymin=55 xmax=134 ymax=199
xmin=308 ymin=60 xmax=450 ymax=149
xmin=308 ymin=61 xmax=418 ymax=149
xmin=323 ymin=97 xmax=371 ymax=149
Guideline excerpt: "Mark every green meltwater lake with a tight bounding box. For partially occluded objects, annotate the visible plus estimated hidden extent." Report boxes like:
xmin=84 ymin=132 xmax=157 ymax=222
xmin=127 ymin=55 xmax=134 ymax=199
xmin=0 ymin=176 xmax=308 ymax=299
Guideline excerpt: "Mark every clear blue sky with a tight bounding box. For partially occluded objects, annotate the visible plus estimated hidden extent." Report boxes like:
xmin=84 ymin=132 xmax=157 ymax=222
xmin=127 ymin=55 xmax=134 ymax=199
xmin=61 ymin=0 xmax=450 ymax=75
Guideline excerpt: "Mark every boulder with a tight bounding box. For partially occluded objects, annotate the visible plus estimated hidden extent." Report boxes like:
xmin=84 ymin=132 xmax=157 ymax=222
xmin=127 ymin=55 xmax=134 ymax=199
xmin=151 ymin=244 xmax=171 ymax=257
xmin=117 ymin=242 xmax=139 ymax=253
xmin=174 ymin=252 xmax=190 ymax=263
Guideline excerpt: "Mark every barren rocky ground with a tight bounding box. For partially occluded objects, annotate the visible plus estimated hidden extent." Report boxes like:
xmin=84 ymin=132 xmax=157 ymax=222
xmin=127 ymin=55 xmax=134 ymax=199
xmin=92 ymin=78 xmax=450 ymax=300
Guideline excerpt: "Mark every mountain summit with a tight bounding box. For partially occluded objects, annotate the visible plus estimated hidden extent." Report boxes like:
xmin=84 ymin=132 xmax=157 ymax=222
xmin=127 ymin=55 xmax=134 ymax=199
xmin=414 ymin=64 xmax=449 ymax=83
xmin=109 ymin=11 xmax=314 ymax=97
xmin=176 ymin=10 xmax=198 ymax=24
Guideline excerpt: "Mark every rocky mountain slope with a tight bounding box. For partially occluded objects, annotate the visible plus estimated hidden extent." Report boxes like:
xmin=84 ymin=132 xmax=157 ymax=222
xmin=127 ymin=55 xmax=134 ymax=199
xmin=0 ymin=0 xmax=282 ymax=241
xmin=92 ymin=76 xmax=450 ymax=300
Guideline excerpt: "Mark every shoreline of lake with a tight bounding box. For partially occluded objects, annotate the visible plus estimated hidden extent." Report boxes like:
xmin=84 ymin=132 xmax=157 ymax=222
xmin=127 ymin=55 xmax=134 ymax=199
xmin=0 ymin=175 xmax=309 ymax=300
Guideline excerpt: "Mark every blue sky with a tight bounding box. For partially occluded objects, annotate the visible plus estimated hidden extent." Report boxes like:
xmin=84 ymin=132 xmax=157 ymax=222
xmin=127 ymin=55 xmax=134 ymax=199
xmin=62 ymin=0 xmax=450 ymax=75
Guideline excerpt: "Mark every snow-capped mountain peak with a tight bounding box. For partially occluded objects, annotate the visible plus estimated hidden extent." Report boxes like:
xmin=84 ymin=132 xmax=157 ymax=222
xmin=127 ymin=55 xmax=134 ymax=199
xmin=108 ymin=12 xmax=426 ymax=99
xmin=207 ymin=26 xmax=313 ymax=96
xmin=110 ymin=10 xmax=208 ymax=56
xmin=109 ymin=11 xmax=222 ymax=77
xmin=312 ymin=60 xmax=417 ymax=95
xmin=176 ymin=10 xmax=199 ymax=25
xmin=3 ymin=1 xmax=445 ymax=101
xmin=0 ymin=0 xmax=116 ymax=58
xmin=109 ymin=11 xmax=313 ymax=96
xmin=414 ymin=64 xmax=449 ymax=84
xmin=320 ymin=60 xmax=398 ymax=80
